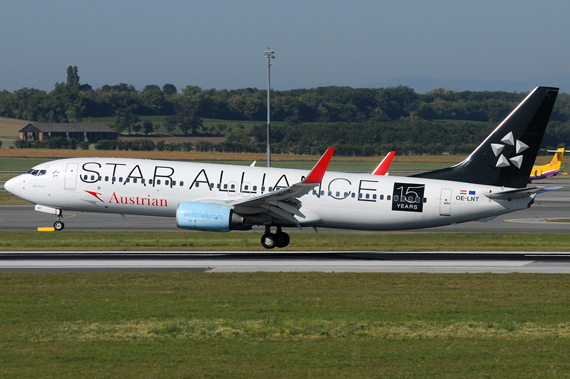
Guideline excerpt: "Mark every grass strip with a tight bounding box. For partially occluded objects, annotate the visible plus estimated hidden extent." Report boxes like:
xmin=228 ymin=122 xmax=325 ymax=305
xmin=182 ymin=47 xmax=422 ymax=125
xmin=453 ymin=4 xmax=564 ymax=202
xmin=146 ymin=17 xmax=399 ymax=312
xmin=1 ymin=231 xmax=570 ymax=251
xmin=1 ymin=272 xmax=570 ymax=377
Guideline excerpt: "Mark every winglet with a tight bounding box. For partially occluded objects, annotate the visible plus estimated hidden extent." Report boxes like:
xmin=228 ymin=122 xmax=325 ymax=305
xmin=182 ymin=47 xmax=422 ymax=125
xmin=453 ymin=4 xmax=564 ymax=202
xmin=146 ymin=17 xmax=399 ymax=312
xmin=303 ymin=147 xmax=335 ymax=184
xmin=372 ymin=151 xmax=396 ymax=175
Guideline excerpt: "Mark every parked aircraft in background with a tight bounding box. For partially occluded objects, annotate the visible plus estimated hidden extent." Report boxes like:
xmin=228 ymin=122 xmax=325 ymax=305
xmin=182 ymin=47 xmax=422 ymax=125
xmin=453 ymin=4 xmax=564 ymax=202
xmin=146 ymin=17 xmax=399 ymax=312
xmin=530 ymin=148 xmax=565 ymax=180
xmin=4 ymin=87 xmax=559 ymax=249
xmin=372 ymin=151 xmax=396 ymax=175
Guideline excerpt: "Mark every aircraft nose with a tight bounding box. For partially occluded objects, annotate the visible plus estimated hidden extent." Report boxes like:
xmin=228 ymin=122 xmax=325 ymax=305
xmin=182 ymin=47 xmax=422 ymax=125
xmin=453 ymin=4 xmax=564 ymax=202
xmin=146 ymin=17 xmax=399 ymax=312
xmin=4 ymin=176 xmax=19 ymax=196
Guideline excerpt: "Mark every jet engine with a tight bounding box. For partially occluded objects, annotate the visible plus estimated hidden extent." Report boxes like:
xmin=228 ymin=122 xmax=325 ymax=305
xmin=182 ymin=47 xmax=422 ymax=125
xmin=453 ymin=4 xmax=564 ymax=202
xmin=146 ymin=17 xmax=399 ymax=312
xmin=176 ymin=202 xmax=245 ymax=231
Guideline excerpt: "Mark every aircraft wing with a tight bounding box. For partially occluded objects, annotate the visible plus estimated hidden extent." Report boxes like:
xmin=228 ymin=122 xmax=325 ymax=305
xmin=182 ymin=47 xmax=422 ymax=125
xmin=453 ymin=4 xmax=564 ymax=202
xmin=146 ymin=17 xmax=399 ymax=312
xmin=226 ymin=148 xmax=335 ymax=225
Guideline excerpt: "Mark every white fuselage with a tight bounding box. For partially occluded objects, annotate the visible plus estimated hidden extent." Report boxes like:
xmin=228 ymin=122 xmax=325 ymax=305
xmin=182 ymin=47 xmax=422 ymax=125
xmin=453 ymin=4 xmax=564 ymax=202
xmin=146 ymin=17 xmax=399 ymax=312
xmin=7 ymin=157 xmax=533 ymax=231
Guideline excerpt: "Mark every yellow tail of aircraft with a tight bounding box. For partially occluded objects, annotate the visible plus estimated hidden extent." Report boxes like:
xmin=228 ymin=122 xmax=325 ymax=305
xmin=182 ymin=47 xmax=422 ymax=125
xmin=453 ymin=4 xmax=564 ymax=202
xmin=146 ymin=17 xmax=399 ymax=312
xmin=530 ymin=148 xmax=565 ymax=180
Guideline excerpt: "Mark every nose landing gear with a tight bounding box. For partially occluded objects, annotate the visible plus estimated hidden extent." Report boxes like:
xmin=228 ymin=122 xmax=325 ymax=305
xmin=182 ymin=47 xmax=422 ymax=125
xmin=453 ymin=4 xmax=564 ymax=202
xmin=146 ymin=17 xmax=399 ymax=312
xmin=53 ymin=212 xmax=64 ymax=231
xmin=261 ymin=226 xmax=290 ymax=249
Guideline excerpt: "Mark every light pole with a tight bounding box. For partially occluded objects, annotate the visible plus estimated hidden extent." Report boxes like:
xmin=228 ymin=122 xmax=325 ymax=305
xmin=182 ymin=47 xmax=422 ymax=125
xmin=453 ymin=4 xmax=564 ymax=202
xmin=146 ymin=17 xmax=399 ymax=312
xmin=264 ymin=48 xmax=275 ymax=167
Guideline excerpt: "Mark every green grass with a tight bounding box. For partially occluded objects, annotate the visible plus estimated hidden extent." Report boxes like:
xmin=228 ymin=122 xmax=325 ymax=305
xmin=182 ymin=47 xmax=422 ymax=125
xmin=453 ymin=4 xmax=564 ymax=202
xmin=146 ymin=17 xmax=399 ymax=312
xmin=1 ymin=272 xmax=570 ymax=377
xmin=0 ymin=157 xmax=51 ymax=171
xmin=1 ymin=231 xmax=570 ymax=251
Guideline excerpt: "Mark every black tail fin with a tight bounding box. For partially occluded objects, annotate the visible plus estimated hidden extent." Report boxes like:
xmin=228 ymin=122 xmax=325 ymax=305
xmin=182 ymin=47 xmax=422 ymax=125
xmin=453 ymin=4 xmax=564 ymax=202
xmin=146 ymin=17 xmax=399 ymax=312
xmin=412 ymin=86 xmax=559 ymax=188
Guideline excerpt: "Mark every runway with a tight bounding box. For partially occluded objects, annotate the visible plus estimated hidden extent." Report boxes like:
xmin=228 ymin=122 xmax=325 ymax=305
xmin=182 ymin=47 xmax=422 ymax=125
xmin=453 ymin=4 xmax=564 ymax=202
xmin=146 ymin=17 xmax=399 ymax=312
xmin=1 ymin=178 xmax=570 ymax=274
xmin=1 ymin=251 xmax=570 ymax=273
xmin=1 ymin=178 xmax=569 ymax=233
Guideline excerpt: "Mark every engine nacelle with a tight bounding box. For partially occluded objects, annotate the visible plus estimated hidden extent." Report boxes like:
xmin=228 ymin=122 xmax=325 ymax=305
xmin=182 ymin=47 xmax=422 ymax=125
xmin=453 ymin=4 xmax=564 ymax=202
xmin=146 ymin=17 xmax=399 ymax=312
xmin=176 ymin=202 xmax=244 ymax=232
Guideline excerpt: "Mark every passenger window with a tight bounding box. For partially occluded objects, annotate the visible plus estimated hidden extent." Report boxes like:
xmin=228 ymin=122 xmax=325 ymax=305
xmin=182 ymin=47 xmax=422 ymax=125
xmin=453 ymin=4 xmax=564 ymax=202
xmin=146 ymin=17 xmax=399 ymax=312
xmin=387 ymin=195 xmax=391 ymax=201
xmin=157 ymin=180 xmax=161 ymax=185
xmin=224 ymin=184 xmax=228 ymax=189
xmin=230 ymin=184 xmax=235 ymax=190
xmin=119 ymin=177 xmax=123 ymax=182
xmin=141 ymin=179 xmax=145 ymax=184
xmin=195 ymin=182 xmax=199 ymax=187
xmin=83 ymin=175 xmax=87 ymax=180
xmin=261 ymin=187 xmax=265 ymax=192
xmin=366 ymin=194 xmax=370 ymax=199
xmin=112 ymin=177 xmax=116 ymax=182
xmin=359 ymin=193 xmax=363 ymax=199
xmin=394 ymin=195 xmax=399 ymax=202
xmin=312 ymin=190 xmax=317 ymax=195
xmin=380 ymin=195 xmax=384 ymax=200
xmin=148 ymin=179 xmax=153 ymax=185
xmin=165 ymin=180 xmax=169 ymax=185
xmin=125 ymin=178 xmax=130 ymax=183
xmin=172 ymin=180 xmax=176 ymax=186
xmin=244 ymin=185 xmax=249 ymax=190
xmin=217 ymin=184 xmax=221 ymax=189
xmin=133 ymin=178 xmax=137 ymax=183
xmin=351 ymin=193 xmax=355 ymax=198
xmin=335 ymin=191 xmax=339 ymax=197
xmin=423 ymin=198 xmax=427 ymax=203
xmin=105 ymin=176 xmax=109 ymax=182
xmin=415 ymin=197 xmax=420 ymax=203
xmin=320 ymin=191 xmax=324 ymax=196
xmin=253 ymin=186 xmax=257 ymax=191
xmin=91 ymin=175 xmax=95 ymax=181
xmin=269 ymin=187 xmax=273 ymax=192
xmin=209 ymin=183 xmax=214 ymax=189
xmin=373 ymin=194 xmax=377 ymax=200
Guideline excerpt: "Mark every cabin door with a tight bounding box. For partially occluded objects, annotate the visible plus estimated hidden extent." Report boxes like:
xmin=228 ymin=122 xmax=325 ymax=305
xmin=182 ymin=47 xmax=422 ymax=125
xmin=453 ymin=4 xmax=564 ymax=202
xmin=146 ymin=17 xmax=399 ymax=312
xmin=439 ymin=188 xmax=452 ymax=216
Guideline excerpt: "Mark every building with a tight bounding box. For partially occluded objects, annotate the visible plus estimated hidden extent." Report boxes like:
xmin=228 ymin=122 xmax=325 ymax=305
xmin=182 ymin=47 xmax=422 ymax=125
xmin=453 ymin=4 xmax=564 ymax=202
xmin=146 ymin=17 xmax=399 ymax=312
xmin=19 ymin=123 xmax=116 ymax=143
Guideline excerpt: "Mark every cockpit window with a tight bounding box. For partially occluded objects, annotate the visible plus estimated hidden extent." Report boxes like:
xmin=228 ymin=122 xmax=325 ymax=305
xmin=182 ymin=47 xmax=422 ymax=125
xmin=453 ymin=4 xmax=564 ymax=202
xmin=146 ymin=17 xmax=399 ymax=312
xmin=31 ymin=170 xmax=39 ymax=176
xmin=38 ymin=170 xmax=46 ymax=176
xmin=27 ymin=169 xmax=34 ymax=174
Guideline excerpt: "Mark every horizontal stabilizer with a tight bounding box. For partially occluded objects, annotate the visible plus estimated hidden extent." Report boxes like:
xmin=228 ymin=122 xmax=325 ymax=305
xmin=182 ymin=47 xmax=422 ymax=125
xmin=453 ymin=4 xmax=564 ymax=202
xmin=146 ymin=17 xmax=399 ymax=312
xmin=485 ymin=187 xmax=543 ymax=200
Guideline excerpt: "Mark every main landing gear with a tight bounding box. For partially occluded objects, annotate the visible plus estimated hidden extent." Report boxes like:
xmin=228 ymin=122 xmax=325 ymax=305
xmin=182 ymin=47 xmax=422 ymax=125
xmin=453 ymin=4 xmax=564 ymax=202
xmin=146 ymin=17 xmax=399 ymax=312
xmin=53 ymin=212 xmax=64 ymax=231
xmin=261 ymin=226 xmax=290 ymax=249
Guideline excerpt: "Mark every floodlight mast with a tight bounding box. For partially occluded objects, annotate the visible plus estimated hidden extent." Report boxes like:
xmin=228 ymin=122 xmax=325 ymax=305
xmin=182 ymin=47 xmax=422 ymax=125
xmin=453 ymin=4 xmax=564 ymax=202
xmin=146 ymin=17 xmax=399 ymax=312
xmin=264 ymin=48 xmax=275 ymax=167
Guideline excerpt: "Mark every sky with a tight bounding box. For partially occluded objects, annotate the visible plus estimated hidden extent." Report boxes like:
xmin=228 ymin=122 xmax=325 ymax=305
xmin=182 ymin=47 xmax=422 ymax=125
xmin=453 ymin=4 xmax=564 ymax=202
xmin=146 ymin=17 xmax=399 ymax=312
xmin=1 ymin=0 xmax=570 ymax=93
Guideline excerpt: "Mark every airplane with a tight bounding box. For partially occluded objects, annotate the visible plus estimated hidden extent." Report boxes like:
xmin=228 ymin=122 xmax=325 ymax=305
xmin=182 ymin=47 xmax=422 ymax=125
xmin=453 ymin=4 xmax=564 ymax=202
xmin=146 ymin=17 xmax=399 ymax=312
xmin=372 ymin=151 xmax=396 ymax=175
xmin=4 ymin=86 xmax=559 ymax=249
xmin=530 ymin=148 xmax=565 ymax=180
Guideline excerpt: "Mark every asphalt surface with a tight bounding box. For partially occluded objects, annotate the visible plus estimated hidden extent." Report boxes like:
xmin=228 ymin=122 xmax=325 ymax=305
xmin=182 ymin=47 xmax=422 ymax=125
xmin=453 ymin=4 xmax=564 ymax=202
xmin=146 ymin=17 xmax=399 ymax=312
xmin=1 ymin=177 xmax=570 ymax=273
xmin=1 ymin=251 xmax=570 ymax=273
xmin=1 ymin=178 xmax=569 ymax=233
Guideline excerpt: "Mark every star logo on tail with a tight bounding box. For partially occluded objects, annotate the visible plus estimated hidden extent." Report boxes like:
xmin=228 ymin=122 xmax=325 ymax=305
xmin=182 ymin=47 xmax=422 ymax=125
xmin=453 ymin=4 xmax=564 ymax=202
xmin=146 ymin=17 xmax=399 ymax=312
xmin=491 ymin=132 xmax=528 ymax=169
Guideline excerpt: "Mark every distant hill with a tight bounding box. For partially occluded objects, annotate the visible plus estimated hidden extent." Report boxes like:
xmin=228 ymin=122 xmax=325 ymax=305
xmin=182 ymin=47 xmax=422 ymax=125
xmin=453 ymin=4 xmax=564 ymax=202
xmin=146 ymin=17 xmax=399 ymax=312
xmin=363 ymin=76 xmax=570 ymax=94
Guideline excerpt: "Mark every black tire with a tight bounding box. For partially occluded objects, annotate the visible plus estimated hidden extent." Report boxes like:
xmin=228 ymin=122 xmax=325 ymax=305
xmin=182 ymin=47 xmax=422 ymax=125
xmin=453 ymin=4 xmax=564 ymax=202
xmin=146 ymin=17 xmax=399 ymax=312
xmin=275 ymin=232 xmax=290 ymax=248
xmin=54 ymin=221 xmax=64 ymax=231
xmin=261 ymin=233 xmax=276 ymax=249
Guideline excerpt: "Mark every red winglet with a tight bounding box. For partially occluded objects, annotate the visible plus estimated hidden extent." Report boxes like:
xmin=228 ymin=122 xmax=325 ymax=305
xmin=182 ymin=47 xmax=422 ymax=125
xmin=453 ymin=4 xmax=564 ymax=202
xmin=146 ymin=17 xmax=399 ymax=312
xmin=303 ymin=147 xmax=335 ymax=184
xmin=372 ymin=151 xmax=396 ymax=175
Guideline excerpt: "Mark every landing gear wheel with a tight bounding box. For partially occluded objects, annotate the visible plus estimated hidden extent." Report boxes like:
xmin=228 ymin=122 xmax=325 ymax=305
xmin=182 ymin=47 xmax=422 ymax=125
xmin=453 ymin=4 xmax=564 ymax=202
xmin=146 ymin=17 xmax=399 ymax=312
xmin=261 ymin=233 xmax=276 ymax=249
xmin=275 ymin=232 xmax=290 ymax=248
xmin=54 ymin=221 xmax=64 ymax=231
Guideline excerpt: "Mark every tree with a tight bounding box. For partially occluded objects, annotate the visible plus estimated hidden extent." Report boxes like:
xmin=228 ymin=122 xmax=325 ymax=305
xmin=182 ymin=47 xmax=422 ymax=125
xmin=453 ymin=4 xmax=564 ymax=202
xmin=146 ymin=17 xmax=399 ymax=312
xmin=163 ymin=83 xmax=177 ymax=96
xmin=113 ymin=109 xmax=140 ymax=134
xmin=163 ymin=116 xmax=177 ymax=134
xmin=141 ymin=85 xmax=165 ymax=114
xmin=142 ymin=120 xmax=154 ymax=135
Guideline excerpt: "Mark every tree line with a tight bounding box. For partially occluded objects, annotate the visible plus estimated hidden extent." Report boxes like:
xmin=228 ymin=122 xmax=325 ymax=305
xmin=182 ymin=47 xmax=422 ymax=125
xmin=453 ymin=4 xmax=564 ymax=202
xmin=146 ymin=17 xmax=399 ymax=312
xmin=3 ymin=66 xmax=570 ymax=155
